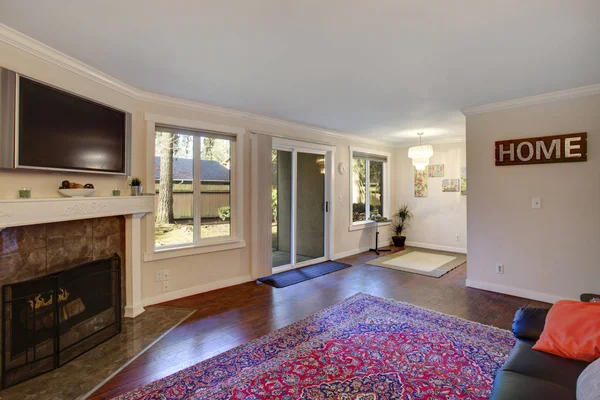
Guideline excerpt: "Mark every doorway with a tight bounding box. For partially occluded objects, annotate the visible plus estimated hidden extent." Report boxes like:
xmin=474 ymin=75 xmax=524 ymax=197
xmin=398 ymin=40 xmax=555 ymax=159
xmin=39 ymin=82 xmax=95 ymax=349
xmin=271 ymin=139 xmax=333 ymax=272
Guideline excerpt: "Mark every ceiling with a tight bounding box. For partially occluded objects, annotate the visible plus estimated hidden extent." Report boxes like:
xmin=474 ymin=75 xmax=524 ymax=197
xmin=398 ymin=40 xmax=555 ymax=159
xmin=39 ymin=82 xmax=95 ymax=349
xmin=1 ymin=0 xmax=599 ymax=145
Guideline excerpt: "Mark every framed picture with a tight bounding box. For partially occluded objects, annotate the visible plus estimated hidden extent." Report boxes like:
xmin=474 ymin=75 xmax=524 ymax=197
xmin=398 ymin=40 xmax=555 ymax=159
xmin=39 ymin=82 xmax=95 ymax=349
xmin=442 ymin=179 xmax=460 ymax=192
xmin=428 ymin=164 xmax=444 ymax=177
xmin=460 ymin=168 xmax=467 ymax=195
xmin=414 ymin=167 xmax=428 ymax=197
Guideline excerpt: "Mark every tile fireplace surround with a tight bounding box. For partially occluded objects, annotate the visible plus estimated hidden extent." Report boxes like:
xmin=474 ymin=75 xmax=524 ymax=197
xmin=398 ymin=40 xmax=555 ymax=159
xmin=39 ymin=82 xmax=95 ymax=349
xmin=0 ymin=196 xmax=153 ymax=319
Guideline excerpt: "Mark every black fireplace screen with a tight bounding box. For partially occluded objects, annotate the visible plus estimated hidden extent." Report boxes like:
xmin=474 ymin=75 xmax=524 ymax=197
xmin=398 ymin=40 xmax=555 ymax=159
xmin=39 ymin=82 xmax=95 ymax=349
xmin=1 ymin=254 xmax=121 ymax=388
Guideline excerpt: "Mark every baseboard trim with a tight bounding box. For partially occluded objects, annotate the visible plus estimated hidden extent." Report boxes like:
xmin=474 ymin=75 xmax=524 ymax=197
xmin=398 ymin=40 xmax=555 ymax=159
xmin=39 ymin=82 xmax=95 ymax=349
xmin=142 ymin=275 xmax=253 ymax=306
xmin=465 ymin=279 xmax=572 ymax=304
xmin=405 ymin=241 xmax=467 ymax=254
xmin=123 ymin=304 xmax=145 ymax=319
xmin=332 ymin=241 xmax=392 ymax=260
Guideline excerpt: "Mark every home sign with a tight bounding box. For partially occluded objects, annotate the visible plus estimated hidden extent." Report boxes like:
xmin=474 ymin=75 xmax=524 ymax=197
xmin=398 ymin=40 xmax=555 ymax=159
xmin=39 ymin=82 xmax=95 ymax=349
xmin=495 ymin=132 xmax=587 ymax=166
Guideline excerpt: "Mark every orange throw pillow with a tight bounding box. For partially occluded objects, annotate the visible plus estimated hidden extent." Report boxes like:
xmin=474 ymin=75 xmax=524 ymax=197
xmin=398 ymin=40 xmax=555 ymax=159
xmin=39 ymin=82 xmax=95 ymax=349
xmin=532 ymin=300 xmax=600 ymax=362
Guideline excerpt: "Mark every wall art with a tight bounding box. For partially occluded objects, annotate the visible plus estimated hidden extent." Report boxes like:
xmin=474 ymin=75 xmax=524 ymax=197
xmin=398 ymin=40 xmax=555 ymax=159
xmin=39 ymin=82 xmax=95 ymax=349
xmin=428 ymin=164 xmax=444 ymax=177
xmin=414 ymin=167 xmax=428 ymax=197
xmin=442 ymin=179 xmax=460 ymax=193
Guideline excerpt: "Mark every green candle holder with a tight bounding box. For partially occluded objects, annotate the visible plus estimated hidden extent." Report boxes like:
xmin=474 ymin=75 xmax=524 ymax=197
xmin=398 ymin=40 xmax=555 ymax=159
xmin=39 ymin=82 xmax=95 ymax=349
xmin=18 ymin=188 xmax=31 ymax=199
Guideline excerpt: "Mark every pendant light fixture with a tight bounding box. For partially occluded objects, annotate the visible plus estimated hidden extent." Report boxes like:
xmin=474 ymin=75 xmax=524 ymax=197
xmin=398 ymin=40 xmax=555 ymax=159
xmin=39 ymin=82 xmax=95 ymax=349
xmin=408 ymin=132 xmax=434 ymax=171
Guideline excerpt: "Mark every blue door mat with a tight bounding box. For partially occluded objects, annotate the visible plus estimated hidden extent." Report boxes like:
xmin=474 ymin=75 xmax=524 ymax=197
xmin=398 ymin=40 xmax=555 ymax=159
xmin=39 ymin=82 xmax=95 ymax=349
xmin=258 ymin=261 xmax=352 ymax=288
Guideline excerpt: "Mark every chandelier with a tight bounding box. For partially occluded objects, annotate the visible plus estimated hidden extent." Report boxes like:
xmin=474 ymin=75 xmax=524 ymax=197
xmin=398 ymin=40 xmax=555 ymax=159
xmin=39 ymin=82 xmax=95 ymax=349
xmin=408 ymin=132 xmax=433 ymax=171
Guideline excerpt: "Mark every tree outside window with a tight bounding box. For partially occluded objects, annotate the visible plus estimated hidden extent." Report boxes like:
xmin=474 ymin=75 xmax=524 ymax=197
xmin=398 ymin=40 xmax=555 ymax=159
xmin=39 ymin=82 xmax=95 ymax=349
xmin=352 ymin=154 xmax=386 ymax=223
xmin=154 ymin=128 xmax=233 ymax=248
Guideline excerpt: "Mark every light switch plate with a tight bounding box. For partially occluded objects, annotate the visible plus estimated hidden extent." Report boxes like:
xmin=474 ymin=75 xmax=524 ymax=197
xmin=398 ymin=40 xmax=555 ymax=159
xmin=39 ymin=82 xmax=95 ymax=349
xmin=163 ymin=280 xmax=169 ymax=292
xmin=532 ymin=198 xmax=542 ymax=209
xmin=156 ymin=271 xmax=163 ymax=281
xmin=163 ymin=269 xmax=170 ymax=281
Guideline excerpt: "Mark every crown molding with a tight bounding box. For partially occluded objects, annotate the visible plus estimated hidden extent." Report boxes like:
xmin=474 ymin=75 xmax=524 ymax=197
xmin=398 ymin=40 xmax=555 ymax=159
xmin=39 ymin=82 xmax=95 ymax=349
xmin=461 ymin=84 xmax=600 ymax=116
xmin=0 ymin=24 xmax=140 ymax=100
xmin=0 ymin=23 xmax=386 ymax=148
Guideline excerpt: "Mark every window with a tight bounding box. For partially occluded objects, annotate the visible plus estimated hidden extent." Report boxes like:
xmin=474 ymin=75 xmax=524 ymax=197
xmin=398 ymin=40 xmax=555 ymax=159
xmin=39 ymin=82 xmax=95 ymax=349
xmin=154 ymin=124 xmax=234 ymax=249
xmin=351 ymin=150 xmax=388 ymax=224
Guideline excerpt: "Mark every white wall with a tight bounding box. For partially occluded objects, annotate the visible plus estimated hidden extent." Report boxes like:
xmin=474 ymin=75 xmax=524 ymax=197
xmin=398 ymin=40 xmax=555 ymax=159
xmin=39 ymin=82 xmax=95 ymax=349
xmin=394 ymin=142 xmax=467 ymax=253
xmin=0 ymin=40 xmax=394 ymax=305
xmin=466 ymin=94 xmax=600 ymax=303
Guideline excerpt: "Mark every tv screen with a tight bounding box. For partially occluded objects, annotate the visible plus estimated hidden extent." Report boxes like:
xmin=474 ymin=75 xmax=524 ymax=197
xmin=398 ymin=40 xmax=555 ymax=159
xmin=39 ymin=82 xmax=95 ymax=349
xmin=17 ymin=76 xmax=126 ymax=173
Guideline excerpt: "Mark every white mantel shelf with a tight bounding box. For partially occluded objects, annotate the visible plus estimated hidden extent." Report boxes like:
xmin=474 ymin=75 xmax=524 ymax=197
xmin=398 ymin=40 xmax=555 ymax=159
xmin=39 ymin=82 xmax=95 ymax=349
xmin=0 ymin=195 xmax=154 ymax=319
xmin=0 ymin=195 xmax=154 ymax=229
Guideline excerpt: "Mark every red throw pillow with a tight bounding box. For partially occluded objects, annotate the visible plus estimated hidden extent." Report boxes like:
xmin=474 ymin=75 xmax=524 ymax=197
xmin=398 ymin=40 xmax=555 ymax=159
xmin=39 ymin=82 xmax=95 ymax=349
xmin=532 ymin=300 xmax=600 ymax=362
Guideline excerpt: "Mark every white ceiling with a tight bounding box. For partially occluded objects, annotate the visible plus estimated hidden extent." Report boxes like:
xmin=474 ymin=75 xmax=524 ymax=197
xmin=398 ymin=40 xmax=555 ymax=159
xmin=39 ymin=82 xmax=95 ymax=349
xmin=1 ymin=0 xmax=599 ymax=145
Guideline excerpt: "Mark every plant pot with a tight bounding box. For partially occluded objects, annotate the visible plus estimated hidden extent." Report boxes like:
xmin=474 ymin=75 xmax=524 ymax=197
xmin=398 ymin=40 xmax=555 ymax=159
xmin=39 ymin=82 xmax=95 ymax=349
xmin=131 ymin=185 xmax=143 ymax=196
xmin=392 ymin=235 xmax=406 ymax=248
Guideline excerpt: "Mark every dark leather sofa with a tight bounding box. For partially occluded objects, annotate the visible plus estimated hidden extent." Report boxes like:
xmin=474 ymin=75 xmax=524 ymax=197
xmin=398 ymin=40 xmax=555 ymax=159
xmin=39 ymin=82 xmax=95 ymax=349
xmin=490 ymin=307 xmax=591 ymax=399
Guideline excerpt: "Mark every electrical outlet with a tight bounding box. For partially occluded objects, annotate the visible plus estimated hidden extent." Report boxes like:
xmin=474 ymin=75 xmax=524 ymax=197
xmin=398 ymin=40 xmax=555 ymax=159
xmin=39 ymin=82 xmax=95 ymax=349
xmin=163 ymin=269 xmax=170 ymax=281
xmin=163 ymin=280 xmax=169 ymax=292
xmin=456 ymin=235 xmax=461 ymax=241
xmin=156 ymin=271 xmax=163 ymax=281
xmin=496 ymin=264 xmax=504 ymax=274
xmin=532 ymin=198 xmax=542 ymax=209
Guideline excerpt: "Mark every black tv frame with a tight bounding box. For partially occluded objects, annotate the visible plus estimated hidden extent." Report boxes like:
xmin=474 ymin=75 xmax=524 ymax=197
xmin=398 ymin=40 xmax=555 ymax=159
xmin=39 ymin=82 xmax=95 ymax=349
xmin=0 ymin=67 xmax=131 ymax=176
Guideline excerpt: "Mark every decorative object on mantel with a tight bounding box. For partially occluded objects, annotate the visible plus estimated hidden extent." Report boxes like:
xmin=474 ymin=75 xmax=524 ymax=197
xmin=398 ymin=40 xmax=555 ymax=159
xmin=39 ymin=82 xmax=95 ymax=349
xmin=390 ymin=203 xmax=412 ymax=248
xmin=460 ymin=168 xmax=467 ymax=195
xmin=113 ymin=188 xmax=121 ymax=196
xmin=408 ymin=132 xmax=434 ymax=170
xmin=414 ymin=167 xmax=428 ymax=197
xmin=18 ymin=188 xmax=31 ymax=199
xmin=442 ymin=179 xmax=460 ymax=192
xmin=58 ymin=181 xmax=95 ymax=197
xmin=428 ymin=164 xmax=444 ymax=177
xmin=130 ymin=177 xmax=143 ymax=196
xmin=495 ymin=132 xmax=587 ymax=166
xmin=58 ymin=189 xmax=95 ymax=197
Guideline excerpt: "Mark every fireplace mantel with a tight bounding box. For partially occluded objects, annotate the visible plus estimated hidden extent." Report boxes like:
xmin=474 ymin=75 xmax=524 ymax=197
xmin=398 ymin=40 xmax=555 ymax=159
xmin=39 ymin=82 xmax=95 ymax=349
xmin=0 ymin=195 xmax=154 ymax=319
xmin=0 ymin=195 xmax=153 ymax=229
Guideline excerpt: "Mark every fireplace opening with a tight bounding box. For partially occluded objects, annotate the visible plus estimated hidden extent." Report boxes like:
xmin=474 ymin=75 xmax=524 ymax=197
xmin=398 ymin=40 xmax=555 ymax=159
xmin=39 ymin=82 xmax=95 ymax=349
xmin=1 ymin=254 xmax=121 ymax=388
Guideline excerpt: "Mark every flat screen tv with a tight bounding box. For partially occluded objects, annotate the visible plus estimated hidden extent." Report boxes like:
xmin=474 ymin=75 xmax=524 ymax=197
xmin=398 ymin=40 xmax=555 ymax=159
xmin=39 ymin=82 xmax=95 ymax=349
xmin=16 ymin=75 xmax=129 ymax=174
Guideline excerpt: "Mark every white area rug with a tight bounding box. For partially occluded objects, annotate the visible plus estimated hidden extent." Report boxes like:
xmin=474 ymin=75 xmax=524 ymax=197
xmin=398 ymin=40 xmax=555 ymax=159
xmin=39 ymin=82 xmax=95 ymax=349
xmin=365 ymin=247 xmax=466 ymax=277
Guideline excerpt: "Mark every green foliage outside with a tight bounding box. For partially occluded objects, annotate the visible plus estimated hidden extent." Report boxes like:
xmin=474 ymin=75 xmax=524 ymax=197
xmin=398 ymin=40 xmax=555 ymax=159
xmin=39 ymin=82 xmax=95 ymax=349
xmin=272 ymin=187 xmax=278 ymax=222
xmin=218 ymin=206 xmax=231 ymax=221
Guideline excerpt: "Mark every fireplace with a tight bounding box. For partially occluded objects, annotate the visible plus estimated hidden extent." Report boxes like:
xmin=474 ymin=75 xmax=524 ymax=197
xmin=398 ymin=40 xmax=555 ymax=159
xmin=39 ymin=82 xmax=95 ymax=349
xmin=1 ymin=255 xmax=121 ymax=388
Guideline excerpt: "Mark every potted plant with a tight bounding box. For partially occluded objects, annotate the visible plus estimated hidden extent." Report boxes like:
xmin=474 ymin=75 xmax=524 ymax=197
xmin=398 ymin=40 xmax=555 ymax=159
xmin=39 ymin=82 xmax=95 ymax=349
xmin=130 ymin=177 xmax=143 ymax=196
xmin=391 ymin=204 xmax=412 ymax=247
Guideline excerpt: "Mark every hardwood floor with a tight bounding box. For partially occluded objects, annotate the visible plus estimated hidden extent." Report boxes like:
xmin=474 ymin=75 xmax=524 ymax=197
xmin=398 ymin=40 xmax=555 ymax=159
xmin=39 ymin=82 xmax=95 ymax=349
xmin=90 ymin=247 xmax=550 ymax=399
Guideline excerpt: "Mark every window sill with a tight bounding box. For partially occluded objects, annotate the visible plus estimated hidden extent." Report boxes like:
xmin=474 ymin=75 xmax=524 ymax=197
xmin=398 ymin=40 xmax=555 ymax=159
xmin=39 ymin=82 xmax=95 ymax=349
xmin=348 ymin=221 xmax=390 ymax=232
xmin=144 ymin=239 xmax=246 ymax=262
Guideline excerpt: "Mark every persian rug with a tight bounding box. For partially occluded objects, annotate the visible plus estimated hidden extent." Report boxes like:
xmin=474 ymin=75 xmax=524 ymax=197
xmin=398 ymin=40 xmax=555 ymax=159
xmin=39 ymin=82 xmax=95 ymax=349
xmin=115 ymin=293 xmax=515 ymax=400
xmin=366 ymin=247 xmax=467 ymax=278
xmin=258 ymin=261 xmax=352 ymax=288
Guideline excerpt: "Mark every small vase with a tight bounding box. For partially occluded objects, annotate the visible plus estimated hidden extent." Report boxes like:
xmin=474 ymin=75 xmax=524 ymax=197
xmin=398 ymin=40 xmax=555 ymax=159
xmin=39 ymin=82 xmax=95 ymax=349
xmin=131 ymin=185 xmax=143 ymax=196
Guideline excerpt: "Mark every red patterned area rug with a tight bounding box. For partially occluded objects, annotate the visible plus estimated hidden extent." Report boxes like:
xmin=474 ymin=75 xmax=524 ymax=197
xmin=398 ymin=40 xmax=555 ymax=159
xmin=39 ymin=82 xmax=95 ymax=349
xmin=115 ymin=293 xmax=515 ymax=399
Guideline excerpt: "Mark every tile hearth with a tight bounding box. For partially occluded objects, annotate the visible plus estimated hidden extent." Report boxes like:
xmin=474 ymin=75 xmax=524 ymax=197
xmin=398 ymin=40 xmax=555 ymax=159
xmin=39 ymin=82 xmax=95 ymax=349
xmin=0 ymin=306 xmax=194 ymax=400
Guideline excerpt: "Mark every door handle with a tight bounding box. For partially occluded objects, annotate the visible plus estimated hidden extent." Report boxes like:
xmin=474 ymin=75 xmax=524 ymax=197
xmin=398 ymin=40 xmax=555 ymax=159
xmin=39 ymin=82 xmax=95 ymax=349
xmin=325 ymin=201 xmax=329 ymax=212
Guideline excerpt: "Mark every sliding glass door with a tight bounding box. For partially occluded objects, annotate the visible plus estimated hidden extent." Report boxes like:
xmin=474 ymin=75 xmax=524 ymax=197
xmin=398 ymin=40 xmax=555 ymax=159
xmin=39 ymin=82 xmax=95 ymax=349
xmin=272 ymin=140 xmax=331 ymax=271
xmin=272 ymin=149 xmax=292 ymax=267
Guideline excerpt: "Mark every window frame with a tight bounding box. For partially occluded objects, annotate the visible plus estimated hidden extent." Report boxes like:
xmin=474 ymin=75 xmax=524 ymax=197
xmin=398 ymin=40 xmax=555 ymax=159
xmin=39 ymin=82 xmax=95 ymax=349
xmin=348 ymin=147 xmax=390 ymax=231
xmin=144 ymin=113 xmax=245 ymax=261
